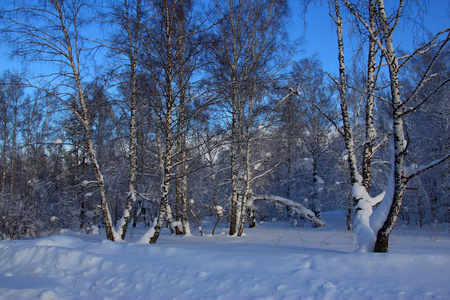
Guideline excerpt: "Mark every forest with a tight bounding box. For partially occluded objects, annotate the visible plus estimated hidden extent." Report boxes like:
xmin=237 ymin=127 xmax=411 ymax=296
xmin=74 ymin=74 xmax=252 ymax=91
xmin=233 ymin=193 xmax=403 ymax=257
xmin=0 ymin=0 xmax=448 ymax=253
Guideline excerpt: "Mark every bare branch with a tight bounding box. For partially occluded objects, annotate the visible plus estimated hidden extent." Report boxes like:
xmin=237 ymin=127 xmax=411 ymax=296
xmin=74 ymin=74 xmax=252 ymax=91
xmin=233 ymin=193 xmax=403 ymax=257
xmin=401 ymin=32 xmax=450 ymax=113
xmin=406 ymin=153 xmax=450 ymax=182
xmin=289 ymin=86 xmax=343 ymax=137
xmin=398 ymin=29 xmax=450 ymax=70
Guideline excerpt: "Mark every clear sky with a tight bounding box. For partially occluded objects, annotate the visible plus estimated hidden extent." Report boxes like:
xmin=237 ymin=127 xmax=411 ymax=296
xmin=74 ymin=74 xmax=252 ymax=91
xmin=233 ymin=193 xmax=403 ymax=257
xmin=1 ymin=0 xmax=449 ymax=76
xmin=288 ymin=0 xmax=450 ymax=75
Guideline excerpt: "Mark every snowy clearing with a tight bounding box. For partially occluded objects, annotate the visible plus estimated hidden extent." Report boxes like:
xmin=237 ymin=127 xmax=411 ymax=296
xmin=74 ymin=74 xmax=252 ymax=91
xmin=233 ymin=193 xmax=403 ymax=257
xmin=1 ymin=212 xmax=449 ymax=300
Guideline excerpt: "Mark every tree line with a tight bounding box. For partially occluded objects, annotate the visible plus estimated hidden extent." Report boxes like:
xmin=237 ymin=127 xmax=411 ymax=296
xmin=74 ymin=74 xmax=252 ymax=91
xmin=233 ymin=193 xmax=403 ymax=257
xmin=0 ymin=0 xmax=448 ymax=252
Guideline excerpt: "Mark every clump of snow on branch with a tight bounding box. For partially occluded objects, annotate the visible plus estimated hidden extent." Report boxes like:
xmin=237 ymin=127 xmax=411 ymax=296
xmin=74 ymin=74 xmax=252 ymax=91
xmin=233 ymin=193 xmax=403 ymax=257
xmin=214 ymin=206 xmax=224 ymax=217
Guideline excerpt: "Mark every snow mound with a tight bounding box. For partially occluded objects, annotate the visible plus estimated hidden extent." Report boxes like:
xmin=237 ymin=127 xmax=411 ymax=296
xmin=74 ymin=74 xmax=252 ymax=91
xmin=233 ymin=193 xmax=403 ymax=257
xmin=0 ymin=213 xmax=449 ymax=299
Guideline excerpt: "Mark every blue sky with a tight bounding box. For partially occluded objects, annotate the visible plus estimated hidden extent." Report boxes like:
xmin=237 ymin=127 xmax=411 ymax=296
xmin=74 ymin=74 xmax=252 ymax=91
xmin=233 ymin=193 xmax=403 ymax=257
xmin=1 ymin=1 xmax=449 ymax=76
xmin=289 ymin=0 xmax=450 ymax=75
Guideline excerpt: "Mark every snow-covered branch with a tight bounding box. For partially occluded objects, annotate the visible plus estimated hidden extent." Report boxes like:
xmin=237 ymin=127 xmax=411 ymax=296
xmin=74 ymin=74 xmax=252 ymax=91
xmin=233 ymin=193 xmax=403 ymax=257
xmin=352 ymin=183 xmax=385 ymax=207
xmin=251 ymin=195 xmax=326 ymax=227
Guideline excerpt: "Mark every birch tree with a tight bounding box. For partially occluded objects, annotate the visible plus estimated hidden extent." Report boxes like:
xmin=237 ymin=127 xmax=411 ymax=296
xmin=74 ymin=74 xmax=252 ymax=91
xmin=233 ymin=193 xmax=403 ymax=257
xmin=1 ymin=0 xmax=119 ymax=241
xmin=138 ymin=0 xmax=208 ymax=242
xmin=402 ymin=47 xmax=450 ymax=225
xmin=339 ymin=0 xmax=450 ymax=252
xmin=329 ymin=0 xmax=381 ymax=251
xmin=291 ymin=57 xmax=338 ymax=216
xmin=103 ymin=0 xmax=150 ymax=239
xmin=210 ymin=0 xmax=289 ymax=236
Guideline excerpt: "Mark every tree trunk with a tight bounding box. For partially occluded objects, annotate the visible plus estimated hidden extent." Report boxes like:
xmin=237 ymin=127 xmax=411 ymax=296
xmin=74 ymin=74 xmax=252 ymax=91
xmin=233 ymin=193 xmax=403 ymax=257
xmin=149 ymin=0 xmax=177 ymax=243
xmin=333 ymin=0 xmax=359 ymax=189
xmin=0 ymin=97 xmax=7 ymax=201
xmin=177 ymin=8 xmax=190 ymax=235
xmin=362 ymin=0 xmax=377 ymax=192
xmin=9 ymin=102 xmax=18 ymax=204
xmin=229 ymin=106 xmax=240 ymax=236
xmin=54 ymin=0 xmax=118 ymax=241
xmin=115 ymin=0 xmax=142 ymax=240
xmin=373 ymin=0 xmax=406 ymax=253
xmin=237 ymin=141 xmax=252 ymax=236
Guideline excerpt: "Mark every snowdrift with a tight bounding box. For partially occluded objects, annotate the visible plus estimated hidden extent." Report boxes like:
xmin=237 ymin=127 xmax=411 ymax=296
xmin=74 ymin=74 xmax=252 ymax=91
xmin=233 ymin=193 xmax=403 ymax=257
xmin=0 ymin=212 xmax=449 ymax=299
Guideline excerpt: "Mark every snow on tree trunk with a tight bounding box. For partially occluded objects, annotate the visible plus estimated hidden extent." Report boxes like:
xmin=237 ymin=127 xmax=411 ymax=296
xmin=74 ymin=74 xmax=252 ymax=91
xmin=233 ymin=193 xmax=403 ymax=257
xmin=353 ymin=180 xmax=386 ymax=252
xmin=237 ymin=142 xmax=253 ymax=236
xmin=229 ymin=115 xmax=240 ymax=236
xmin=332 ymin=0 xmax=371 ymax=243
xmin=342 ymin=0 xmax=450 ymax=252
xmin=371 ymin=0 xmax=406 ymax=253
xmin=116 ymin=14 xmax=140 ymax=239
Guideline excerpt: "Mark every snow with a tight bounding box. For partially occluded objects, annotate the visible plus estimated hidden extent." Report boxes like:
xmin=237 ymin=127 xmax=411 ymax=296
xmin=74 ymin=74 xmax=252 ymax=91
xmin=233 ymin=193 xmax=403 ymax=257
xmin=341 ymin=149 xmax=348 ymax=161
xmin=314 ymin=175 xmax=324 ymax=185
xmin=214 ymin=206 xmax=224 ymax=217
xmin=253 ymin=195 xmax=326 ymax=227
xmin=1 ymin=212 xmax=450 ymax=299
xmin=370 ymin=136 xmax=396 ymax=235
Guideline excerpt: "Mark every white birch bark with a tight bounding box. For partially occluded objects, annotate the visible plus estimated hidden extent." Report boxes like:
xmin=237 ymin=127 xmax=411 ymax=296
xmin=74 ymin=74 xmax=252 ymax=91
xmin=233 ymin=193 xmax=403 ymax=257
xmin=341 ymin=0 xmax=450 ymax=252
xmin=113 ymin=0 xmax=142 ymax=240
xmin=372 ymin=0 xmax=406 ymax=252
xmin=2 ymin=0 xmax=120 ymax=241
xmin=55 ymin=1 xmax=119 ymax=241
xmin=331 ymin=0 xmax=369 ymax=240
xmin=362 ymin=0 xmax=378 ymax=192
xmin=237 ymin=140 xmax=252 ymax=236
xmin=147 ymin=0 xmax=176 ymax=243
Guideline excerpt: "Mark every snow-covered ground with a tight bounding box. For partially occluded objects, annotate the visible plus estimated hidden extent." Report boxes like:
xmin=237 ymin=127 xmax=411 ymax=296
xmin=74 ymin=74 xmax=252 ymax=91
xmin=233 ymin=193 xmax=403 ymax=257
xmin=1 ymin=212 xmax=449 ymax=300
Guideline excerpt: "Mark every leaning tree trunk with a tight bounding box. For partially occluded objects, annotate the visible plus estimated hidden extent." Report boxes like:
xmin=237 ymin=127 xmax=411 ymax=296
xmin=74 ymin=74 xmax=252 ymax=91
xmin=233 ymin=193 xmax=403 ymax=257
xmin=58 ymin=3 xmax=117 ymax=241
